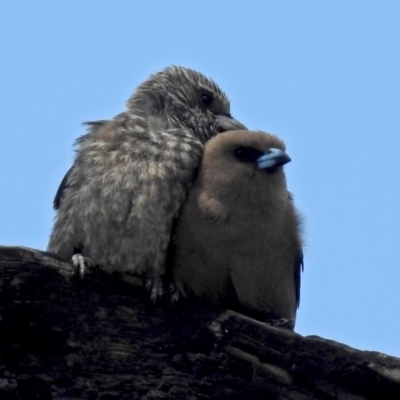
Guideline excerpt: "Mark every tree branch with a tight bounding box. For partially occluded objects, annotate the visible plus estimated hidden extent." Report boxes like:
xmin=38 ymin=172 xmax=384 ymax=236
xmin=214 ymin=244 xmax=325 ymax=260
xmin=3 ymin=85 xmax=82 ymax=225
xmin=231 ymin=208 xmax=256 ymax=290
xmin=1 ymin=245 xmax=399 ymax=399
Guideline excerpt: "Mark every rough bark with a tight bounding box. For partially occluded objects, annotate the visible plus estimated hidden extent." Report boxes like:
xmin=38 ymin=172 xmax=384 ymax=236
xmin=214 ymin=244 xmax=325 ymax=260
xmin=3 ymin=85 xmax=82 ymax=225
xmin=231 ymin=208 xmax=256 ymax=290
xmin=0 ymin=245 xmax=399 ymax=400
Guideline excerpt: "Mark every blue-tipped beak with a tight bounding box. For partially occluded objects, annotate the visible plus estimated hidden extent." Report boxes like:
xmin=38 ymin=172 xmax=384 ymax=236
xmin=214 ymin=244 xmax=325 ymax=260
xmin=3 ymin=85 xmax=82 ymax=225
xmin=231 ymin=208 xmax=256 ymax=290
xmin=256 ymin=148 xmax=291 ymax=169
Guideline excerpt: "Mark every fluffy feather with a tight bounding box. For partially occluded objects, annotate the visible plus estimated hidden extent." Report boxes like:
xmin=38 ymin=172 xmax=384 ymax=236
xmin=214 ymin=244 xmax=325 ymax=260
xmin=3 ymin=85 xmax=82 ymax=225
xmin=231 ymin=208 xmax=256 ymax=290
xmin=170 ymin=130 xmax=303 ymax=324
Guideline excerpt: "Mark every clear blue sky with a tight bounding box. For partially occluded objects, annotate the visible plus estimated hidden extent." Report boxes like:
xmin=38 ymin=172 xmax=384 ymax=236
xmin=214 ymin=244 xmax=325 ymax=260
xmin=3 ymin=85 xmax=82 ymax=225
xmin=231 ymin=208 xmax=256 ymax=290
xmin=1 ymin=2 xmax=399 ymax=357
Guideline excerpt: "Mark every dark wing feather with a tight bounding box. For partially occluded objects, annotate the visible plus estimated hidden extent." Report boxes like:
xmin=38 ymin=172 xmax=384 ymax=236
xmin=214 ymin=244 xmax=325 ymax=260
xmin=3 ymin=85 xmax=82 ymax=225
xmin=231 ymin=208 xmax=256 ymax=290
xmin=53 ymin=120 xmax=109 ymax=210
xmin=295 ymin=250 xmax=304 ymax=309
xmin=53 ymin=166 xmax=74 ymax=210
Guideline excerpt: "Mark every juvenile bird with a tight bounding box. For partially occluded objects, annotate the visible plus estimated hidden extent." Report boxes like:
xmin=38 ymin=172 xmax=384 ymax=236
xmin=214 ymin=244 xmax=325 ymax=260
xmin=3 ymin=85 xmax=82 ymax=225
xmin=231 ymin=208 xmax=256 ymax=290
xmin=47 ymin=66 xmax=246 ymax=299
xmin=170 ymin=130 xmax=303 ymax=325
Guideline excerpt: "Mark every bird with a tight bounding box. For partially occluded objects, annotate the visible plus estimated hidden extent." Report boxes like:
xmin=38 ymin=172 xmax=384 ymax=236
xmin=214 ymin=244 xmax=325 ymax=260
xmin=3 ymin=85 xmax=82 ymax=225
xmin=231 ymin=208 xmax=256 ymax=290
xmin=170 ymin=130 xmax=303 ymax=326
xmin=47 ymin=66 xmax=247 ymax=300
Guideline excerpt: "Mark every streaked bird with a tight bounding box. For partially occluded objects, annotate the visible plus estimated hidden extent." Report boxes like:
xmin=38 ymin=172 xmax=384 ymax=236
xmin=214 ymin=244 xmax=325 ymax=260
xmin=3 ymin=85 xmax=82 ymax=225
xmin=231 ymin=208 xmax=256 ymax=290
xmin=47 ymin=66 xmax=246 ymax=300
xmin=170 ymin=130 xmax=303 ymax=325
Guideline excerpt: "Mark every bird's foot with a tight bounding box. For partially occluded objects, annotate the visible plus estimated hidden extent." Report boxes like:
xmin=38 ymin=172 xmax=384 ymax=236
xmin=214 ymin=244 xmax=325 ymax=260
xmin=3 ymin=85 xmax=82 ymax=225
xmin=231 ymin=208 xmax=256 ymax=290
xmin=168 ymin=283 xmax=180 ymax=304
xmin=145 ymin=276 xmax=164 ymax=303
xmin=266 ymin=318 xmax=295 ymax=330
xmin=71 ymin=253 xmax=94 ymax=279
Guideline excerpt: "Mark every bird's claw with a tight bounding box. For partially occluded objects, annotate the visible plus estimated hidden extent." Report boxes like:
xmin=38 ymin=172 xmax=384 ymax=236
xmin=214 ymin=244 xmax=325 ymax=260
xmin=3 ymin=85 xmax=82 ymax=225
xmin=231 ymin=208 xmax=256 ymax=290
xmin=145 ymin=277 xmax=164 ymax=303
xmin=267 ymin=318 xmax=295 ymax=330
xmin=71 ymin=253 xmax=94 ymax=279
xmin=168 ymin=283 xmax=180 ymax=304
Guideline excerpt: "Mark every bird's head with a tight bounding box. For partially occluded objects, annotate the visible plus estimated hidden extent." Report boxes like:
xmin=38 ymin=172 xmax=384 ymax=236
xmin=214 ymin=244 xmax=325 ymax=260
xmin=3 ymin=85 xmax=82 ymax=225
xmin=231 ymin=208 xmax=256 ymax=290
xmin=200 ymin=130 xmax=291 ymax=203
xmin=127 ymin=66 xmax=246 ymax=143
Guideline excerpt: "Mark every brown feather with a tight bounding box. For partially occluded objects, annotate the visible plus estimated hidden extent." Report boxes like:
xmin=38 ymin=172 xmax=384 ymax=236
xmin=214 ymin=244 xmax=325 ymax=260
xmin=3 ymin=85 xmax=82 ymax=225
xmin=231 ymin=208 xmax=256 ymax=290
xmin=171 ymin=130 xmax=303 ymax=323
xmin=48 ymin=66 xmax=246 ymax=291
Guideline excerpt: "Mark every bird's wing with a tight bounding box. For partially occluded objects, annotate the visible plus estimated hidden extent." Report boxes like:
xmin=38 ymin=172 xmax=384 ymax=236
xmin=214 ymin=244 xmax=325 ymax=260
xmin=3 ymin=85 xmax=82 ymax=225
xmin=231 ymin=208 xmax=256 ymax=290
xmin=53 ymin=120 xmax=109 ymax=210
xmin=288 ymin=192 xmax=304 ymax=309
xmin=295 ymin=249 xmax=304 ymax=309
xmin=53 ymin=166 xmax=74 ymax=210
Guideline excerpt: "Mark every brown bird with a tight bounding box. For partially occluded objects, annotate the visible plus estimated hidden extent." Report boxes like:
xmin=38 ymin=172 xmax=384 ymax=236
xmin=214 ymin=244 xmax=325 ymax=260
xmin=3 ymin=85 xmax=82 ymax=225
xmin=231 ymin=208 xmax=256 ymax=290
xmin=47 ymin=66 xmax=246 ymax=299
xmin=170 ymin=130 xmax=303 ymax=325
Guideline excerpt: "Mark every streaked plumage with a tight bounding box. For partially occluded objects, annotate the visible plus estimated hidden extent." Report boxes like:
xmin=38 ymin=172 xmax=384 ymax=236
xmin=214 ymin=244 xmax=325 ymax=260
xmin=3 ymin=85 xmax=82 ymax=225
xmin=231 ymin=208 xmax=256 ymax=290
xmin=47 ymin=66 xmax=246 ymax=299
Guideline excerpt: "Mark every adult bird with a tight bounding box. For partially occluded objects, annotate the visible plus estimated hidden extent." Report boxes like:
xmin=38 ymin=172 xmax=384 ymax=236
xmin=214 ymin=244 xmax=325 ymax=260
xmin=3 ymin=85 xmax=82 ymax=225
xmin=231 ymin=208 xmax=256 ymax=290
xmin=47 ymin=66 xmax=246 ymax=300
xmin=170 ymin=130 xmax=303 ymax=326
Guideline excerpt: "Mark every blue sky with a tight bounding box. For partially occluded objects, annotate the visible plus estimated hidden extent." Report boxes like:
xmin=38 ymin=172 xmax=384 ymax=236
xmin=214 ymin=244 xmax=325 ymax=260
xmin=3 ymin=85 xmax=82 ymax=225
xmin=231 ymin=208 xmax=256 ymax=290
xmin=1 ymin=2 xmax=399 ymax=356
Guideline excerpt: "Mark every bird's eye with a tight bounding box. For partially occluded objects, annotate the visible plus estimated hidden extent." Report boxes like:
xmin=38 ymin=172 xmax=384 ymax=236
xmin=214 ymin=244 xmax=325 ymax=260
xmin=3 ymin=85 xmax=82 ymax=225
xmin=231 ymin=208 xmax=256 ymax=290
xmin=234 ymin=147 xmax=264 ymax=163
xmin=201 ymin=93 xmax=213 ymax=107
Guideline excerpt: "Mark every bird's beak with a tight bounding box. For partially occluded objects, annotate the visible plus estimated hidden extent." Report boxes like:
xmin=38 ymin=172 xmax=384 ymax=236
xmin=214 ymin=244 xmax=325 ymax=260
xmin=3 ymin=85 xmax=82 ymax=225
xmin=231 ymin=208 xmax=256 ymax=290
xmin=257 ymin=148 xmax=291 ymax=169
xmin=215 ymin=113 xmax=247 ymax=132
